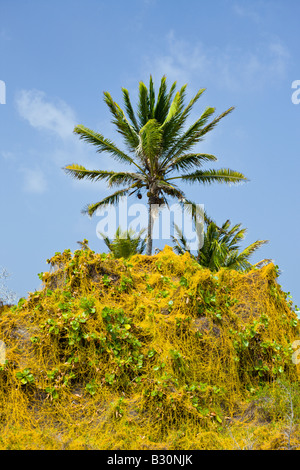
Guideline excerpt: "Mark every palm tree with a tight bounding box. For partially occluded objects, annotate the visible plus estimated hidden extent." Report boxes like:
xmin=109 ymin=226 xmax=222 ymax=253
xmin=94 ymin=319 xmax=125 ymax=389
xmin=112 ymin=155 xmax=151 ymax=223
xmin=173 ymin=219 xmax=268 ymax=272
xmin=64 ymin=75 xmax=247 ymax=255
xmin=99 ymin=226 xmax=146 ymax=259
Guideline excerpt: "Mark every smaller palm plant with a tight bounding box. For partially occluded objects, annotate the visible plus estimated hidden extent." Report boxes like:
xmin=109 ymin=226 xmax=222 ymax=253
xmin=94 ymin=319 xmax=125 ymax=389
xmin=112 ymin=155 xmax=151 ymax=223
xmin=172 ymin=219 xmax=268 ymax=272
xmin=99 ymin=227 xmax=147 ymax=259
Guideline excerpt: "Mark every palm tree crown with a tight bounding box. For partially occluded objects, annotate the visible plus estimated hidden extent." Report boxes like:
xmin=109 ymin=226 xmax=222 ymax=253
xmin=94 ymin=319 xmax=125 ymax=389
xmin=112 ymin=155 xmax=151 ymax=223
xmin=64 ymin=75 xmax=248 ymax=255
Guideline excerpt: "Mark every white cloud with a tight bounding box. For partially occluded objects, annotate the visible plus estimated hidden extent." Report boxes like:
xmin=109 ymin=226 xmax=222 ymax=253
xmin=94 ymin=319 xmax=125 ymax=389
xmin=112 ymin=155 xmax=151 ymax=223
xmin=15 ymin=90 xmax=76 ymax=139
xmin=14 ymin=89 xmax=119 ymax=196
xmin=145 ymin=31 xmax=290 ymax=93
xmin=21 ymin=168 xmax=47 ymax=194
xmin=1 ymin=151 xmax=15 ymax=160
xmin=232 ymin=3 xmax=261 ymax=23
xmin=12 ymin=89 xmax=119 ymax=202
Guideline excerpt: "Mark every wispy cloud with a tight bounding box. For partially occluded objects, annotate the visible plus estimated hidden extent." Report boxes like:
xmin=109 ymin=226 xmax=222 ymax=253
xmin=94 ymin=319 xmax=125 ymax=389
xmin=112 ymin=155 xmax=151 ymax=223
xmin=14 ymin=89 xmax=114 ymax=195
xmin=145 ymin=30 xmax=290 ymax=93
xmin=21 ymin=167 xmax=47 ymax=194
xmin=232 ymin=3 xmax=261 ymax=23
xmin=1 ymin=151 xmax=15 ymax=160
xmin=15 ymin=90 xmax=76 ymax=139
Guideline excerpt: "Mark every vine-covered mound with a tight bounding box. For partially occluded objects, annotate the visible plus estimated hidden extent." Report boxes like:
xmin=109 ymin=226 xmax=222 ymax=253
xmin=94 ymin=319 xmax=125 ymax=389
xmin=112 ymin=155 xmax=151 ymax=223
xmin=0 ymin=245 xmax=299 ymax=450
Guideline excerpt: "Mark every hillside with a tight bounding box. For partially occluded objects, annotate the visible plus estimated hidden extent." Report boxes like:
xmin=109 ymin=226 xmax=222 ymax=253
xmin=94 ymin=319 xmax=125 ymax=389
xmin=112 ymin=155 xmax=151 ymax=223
xmin=0 ymin=245 xmax=299 ymax=450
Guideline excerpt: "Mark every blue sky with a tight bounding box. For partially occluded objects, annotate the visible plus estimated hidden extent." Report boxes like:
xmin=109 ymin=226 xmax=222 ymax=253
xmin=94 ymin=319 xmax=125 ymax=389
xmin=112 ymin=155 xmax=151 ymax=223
xmin=0 ymin=0 xmax=299 ymax=309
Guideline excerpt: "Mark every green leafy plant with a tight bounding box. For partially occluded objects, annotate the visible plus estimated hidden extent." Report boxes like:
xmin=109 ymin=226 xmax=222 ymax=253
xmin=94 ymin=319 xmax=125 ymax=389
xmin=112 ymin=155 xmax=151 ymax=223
xmin=16 ymin=368 xmax=35 ymax=385
xmin=85 ymin=379 xmax=99 ymax=396
xmin=45 ymin=386 xmax=59 ymax=400
xmin=119 ymin=275 xmax=133 ymax=292
xmin=102 ymin=274 xmax=111 ymax=287
xmin=169 ymin=349 xmax=186 ymax=373
xmin=101 ymin=307 xmax=144 ymax=386
xmin=79 ymin=297 xmax=96 ymax=315
xmin=111 ymin=397 xmax=125 ymax=419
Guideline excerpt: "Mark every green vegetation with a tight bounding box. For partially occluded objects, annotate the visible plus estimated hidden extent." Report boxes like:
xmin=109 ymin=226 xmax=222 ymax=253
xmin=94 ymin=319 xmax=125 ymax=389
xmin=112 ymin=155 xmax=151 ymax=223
xmin=173 ymin=218 xmax=268 ymax=272
xmin=0 ymin=246 xmax=299 ymax=449
xmin=100 ymin=227 xmax=146 ymax=259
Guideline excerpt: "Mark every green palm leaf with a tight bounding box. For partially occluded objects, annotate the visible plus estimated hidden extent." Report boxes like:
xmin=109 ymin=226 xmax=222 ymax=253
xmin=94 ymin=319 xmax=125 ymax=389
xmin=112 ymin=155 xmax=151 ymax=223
xmin=64 ymin=165 xmax=116 ymax=182
xmin=162 ymin=106 xmax=216 ymax=164
xmin=121 ymin=88 xmax=139 ymax=132
xmin=103 ymin=92 xmax=139 ymax=150
xmin=138 ymin=119 xmax=163 ymax=166
xmin=237 ymin=239 xmax=268 ymax=261
xmin=137 ymin=81 xmax=150 ymax=127
xmin=166 ymin=153 xmax=218 ymax=172
xmin=82 ymin=187 xmax=133 ymax=216
xmin=154 ymin=76 xmax=176 ymax=123
xmin=176 ymin=87 xmax=206 ymax=127
xmin=174 ymin=168 xmax=248 ymax=184
xmin=107 ymin=171 xmax=146 ymax=188
xmin=73 ymin=125 xmax=136 ymax=166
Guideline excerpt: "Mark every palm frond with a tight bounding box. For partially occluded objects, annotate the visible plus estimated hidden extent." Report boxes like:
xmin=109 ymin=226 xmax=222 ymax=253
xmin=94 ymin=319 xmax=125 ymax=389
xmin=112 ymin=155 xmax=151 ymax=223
xmin=148 ymin=75 xmax=155 ymax=119
xmin=154 ymin=76 xmax=176 ymax=123
xmin=73 ymin=125 xmax=136 ymax=166
xmin=63 ymin=164 xmax=116 ymax=182
xmin=182 ymin=198 xmax=214 ymax=226
xmin=163 ymin=106 xmax=216 ymax=163
xmin=137 ymin=81 xmax=149 ymax=127
xmin=163 ymin=90 xmax=181 ymax=124
xmin=238 ymin=239 xmax=269 ymax=261
xmin=154 ymin=180 xmax=185 ymax=203
xmin=107 ymin=171 xmax=146 ymax=188
xmin=222 ymin=225 xmax=247 ymax=250
xmin=222 ymin=251 xmax=253 ymax=272
xmin=253 ymin=259 xmax=273 ymax=269
xmin=137 ymin=119 xmax=163 ymax=171
xmin=177 ymin=87 xmax=206 ymax=127
xmin=158 ymin=84 xmax=188 ymax=157
xmin=103 ymin=92 xmax=139 ymax=150
xmin=166 ymin=153 xmax=218 ymax=172
xmin=122 ymin=88 xmax=139 ymax=132
xmin=82 ymin=187 xmax=132 ymax=216
xmin=172 ymin=223 xmax=192 ymax=256
xmin=174 ymin=168 xmax=248 ymax=185
xmin=197 ymin=107 xmax=235 ymax=140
